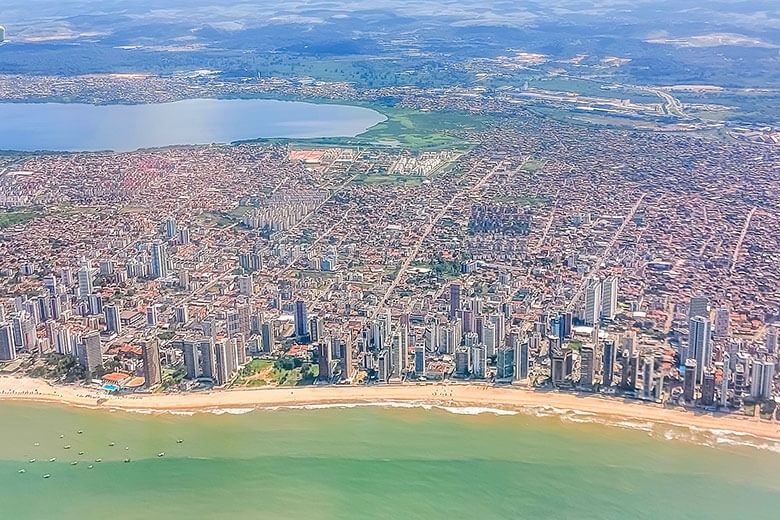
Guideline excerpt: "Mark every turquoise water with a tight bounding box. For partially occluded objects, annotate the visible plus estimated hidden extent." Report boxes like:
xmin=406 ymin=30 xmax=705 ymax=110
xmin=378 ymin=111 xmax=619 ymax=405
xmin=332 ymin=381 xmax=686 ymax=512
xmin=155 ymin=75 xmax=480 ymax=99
xmin=0 ymin=98 xmax=386 ymax=152
xmin=0 ymin=402 xmax=779 ymax=519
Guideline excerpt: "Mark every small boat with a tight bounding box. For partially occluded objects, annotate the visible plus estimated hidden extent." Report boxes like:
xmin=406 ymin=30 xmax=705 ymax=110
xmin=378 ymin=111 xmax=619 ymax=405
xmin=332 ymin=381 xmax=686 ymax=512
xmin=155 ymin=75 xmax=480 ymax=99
xmin=43 ymin=474 xmax=51 ymax=479
xmin=158 ymin=452 xmax=165 ymax=457
xmin=123 ymin=458 xmax=130 ymax=463
xmin=28 ymin=459 xmax=36 ymax=463
xmin=95 ymin=458 xmax=102 ymax=463
xmin=88 ymin=465 xmax=94 ymax=469
xmin=34 ymin=442 xmax=40 ymax=446
xmin=70 ymin=461 xmax=78 ymax=466
xmin=78 ymin=451 xmax=84 ymax=455
xmin=177 ymin=439 xmax=183 ymax=444
xmin=77 ymin=430 xmax=83 ymax=435
xmin=59 ymin=435 xmax=64 ymax=439
xmin=18 ymin=469 xmax=25 ymax=473
xmin=108 ymin=442 xmax=115 ymax=447
xmin=49 ymin=458 xmax=56 ymax=462
xmin=63 ymin=445 xmax=71 ymax=450
xmin=124 ymin=447 xmax=129 ymax=451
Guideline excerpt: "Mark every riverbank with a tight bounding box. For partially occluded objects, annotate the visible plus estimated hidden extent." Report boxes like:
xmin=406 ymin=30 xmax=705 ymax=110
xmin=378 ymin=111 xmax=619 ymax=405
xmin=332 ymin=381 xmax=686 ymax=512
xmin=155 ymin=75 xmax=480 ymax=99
xmin=1 ymin=375 xmax=778 ymax=441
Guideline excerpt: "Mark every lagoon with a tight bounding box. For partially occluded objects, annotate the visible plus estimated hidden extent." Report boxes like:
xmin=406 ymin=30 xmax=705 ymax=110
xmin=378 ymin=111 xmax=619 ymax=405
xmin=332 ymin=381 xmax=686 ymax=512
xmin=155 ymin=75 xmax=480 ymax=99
xmin=0 ymin=98 xmax=386 ymax=152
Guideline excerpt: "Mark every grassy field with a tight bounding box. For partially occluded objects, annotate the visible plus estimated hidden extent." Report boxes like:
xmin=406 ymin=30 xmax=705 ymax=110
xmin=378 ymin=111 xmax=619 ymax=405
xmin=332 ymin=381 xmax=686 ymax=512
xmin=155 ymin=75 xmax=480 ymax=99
xmin=0 ymin=209 xmax=41 ymax=229
xmin=233 ymin=358 xmax=319 ymax=387
xmin=244 ymin=105 xmax=492 ymax=151
xmin=353 ymin=173 xmax=428 ymax=186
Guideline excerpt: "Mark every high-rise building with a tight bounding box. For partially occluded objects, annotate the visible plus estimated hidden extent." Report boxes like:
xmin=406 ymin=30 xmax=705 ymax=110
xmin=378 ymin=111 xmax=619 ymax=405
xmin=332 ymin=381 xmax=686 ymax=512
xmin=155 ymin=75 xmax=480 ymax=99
xmin=146 ymin=304 xmax=159 ymax=327
xmin=318 ymin=342 xmax=331 ymax=381
xmin=77 ymin=266 xmax=93 ymax=298
xmin=602 ymin=340 xmax=616 ymax=387
xmin=751 ymin=360 xmax=775 ymax=401
xmin=720 ymin=355 xmax=731 ymax=408
xmin=141 ymin=339 xmax=162 ymax=388
xmin=339 ymin=338 xmax=353 ymax=381
xmin=0 ymin=322 xmax=15 ymax=361
xmin=713 ymin=307 xmax=730 ymax=337
xmin=701 ymin=369 xmax=716 ymax=406
xmin=766 ymin=325 xmax=778 ymax=355
xmin=174 ymin=305 xmax=189 ymax=325
xmin=261 ymin=322 xmax=274 ymax=353
xmin=551 ymin=349 xmax=572 ymax=386
xmin=683 ymin=359 xmax=697 ymax=402
xmin=150 ymin=242 xmax=169 ymax=279
xmin=496 ymin=346 xmax=514 ymax=380
xmin=377 ymin=350 xmax=389 ymax=382
xmin=414 ymin=345 xmax=426 ymax=375
xmin=454 ymin=347 xmax=471 ymax=377
xmin=164 ymin=219 xmax=177 ymax=240
xmin=689 ymin=296 xmax=710 ymax=320
xmin=472 ymin=345 xmax=486 ymax=378
xmin=294 ymin=300 xmax=308 ymax=339
xmin=600 ymin=276 xmax=618 ymax=320
xmin=689 ymin=316 xmax=712 ymax=384
xmin=42 ymin=274 xmax=57 ymax=296
xmin=580 ymin=345 xmax=595 ymax=386
xmin=237 ymin=275 xmax=253 ymax=297
xmin=449 ymin=283 xmax=461 ymax=319
xmin=104 ymin=305 xmax=122 ymax=335
xmin=79 ymin=330 xmax=103 ymax=373
xmin=642 ymin=357 xmax=654 ymax=399
xmin=583 ymin=278 xmax=602 ymax=326
xmin=515 ymin=342 xmax=530 ymax=381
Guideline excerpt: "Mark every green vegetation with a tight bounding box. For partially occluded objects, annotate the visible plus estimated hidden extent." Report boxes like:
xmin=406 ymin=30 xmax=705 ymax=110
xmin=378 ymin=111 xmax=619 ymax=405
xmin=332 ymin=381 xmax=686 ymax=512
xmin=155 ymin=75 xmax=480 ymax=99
xmin=521 ymin=160 xmax=545 ymax=174
xmin=247 ymin=107 xmax=493 ymax=151
xmin=353 ymin=174 xmax=426 ymax=186
xmin=759 ymin=400 xmax=777 ymax=421
xmin=234 ymin=357 xmax=319 ymax=387
xmin=0 ymin=209 xmax=41 ymax=229
xmin=29 ymin=354 xmax=87 ymax=382
xmin=157 ymin=331 xmax=176 ymax=341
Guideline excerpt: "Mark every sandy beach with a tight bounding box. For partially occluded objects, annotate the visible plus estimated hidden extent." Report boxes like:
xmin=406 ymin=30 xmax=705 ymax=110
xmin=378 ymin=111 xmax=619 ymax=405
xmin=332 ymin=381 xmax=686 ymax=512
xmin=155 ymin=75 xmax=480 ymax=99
xmin=2 ymin=375 xmax=779 ymax=441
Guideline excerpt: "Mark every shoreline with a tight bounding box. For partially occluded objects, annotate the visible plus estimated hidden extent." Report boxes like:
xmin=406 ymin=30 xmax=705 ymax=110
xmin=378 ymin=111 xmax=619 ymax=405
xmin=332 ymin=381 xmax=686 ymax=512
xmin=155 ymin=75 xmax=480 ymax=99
xmin=2 ymin=375 xmax=779 ymax=442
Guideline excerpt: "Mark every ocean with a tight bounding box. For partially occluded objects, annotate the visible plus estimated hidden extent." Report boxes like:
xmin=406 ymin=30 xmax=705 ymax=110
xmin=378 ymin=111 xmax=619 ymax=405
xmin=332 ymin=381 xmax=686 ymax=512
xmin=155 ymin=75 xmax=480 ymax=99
xmin=0 ymin=98 xmax=386 ymax=152
xmin=1 ymin=401 xmax=779 ymax=519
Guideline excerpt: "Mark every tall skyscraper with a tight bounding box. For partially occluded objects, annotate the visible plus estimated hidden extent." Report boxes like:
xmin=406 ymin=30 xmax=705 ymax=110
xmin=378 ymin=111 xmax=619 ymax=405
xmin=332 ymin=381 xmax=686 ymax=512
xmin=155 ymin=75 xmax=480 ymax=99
xmin=642 ymin=357 xmax=654 ymax=399
xmin=496 ymin=346 xmax=514 ymax=380
xmin=79 ymin=330 xmax=103 ymax=373
xmin=683 ymin=359 xmax=697 ymax=402
xmin=713 ymin=307 xmax=730 ymax=337
xmin=688 ymin=296 xmax=710 ymax=320
xmin=150 ymin=242 xmax=169 ymax=279
xmin=237 ymin=275 xmax=253 ymax=297
xmin=689 ymin=316 xmax=712 ymax=384
xmin=701 ymin=369 xmax=716 ymax=406
xmin=318 ymin=343 xmax=331 ymax=381
xmin=414 ymin=345 xmax=426 ymax=375
xmin=449 ymin=283 xmax=461 ymax=319
xmin=751 ymin=360 xmax=775 ymax=401
xmin=720 ymin=355 xmax=731 ymax=408
xmin=580 ymin=345 xmax=595 ymax=386
xmin=472 ymin=345 xmax=487 ymax=378
xmin=261 ymin=322 xmax=274 ymax=353
xmin=104 ymin=305 xmax=122 ymax=335
xmin=77 ymin=266 xmax=93 ymax=298
xmin=766 ymin=325 xmax=778 ymax=355
xmin=602 ymin=340 xmax=616 ymax=387
xmin=141 ymin=339 xmax=162 ymax=388
xmin=600 ymin=276 xmax=618 ymax=320
xmin=146 ymin=304 xmax=159 ymax=327
xmin=164 ymin=218 xmax=177 ymax=240
xmin=583 ymin=278 xmax=602 ymax=326
xmin=0 ymin=322 xmax=15 ymax=361
xmin=294 ymin=300 xmax=308 ymax=339
xmin=514 ymin=342 xmax=529 ymax=381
